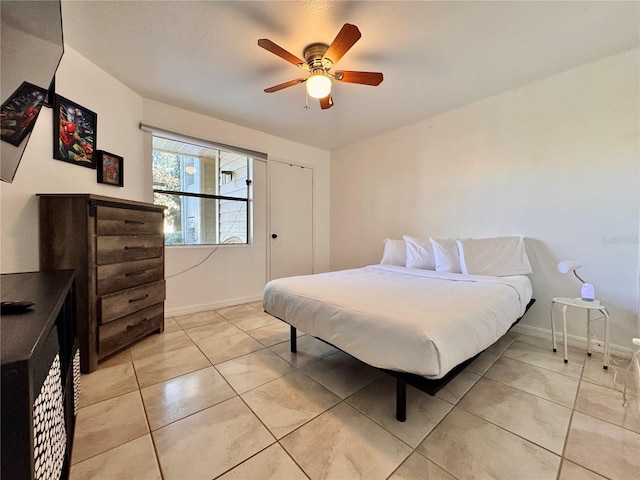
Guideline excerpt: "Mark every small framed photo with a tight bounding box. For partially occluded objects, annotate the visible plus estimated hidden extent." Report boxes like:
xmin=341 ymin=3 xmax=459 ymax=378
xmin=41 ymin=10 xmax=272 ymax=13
xmin=1 ymin=81 xmax=47 ymax=146
xmin=53 ymin=94 xmax=97 ymax=168
xmin=96 ymin=150 xmax=124 ymax=187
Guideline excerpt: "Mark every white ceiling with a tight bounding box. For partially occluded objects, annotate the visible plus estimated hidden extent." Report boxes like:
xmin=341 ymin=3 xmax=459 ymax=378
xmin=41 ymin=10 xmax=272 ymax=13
xmin=60 ymin=1 xmax=639 ymax=151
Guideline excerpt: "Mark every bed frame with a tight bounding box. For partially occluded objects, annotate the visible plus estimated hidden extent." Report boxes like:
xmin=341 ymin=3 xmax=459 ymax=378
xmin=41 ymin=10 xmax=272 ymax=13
xmin=282 ymin=298 xmax=535 ymax=422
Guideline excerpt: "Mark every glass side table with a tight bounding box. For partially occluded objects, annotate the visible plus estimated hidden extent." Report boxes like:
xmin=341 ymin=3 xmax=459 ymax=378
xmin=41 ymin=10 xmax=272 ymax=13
xmin=550 ymin=297 xmax=610 ymax=369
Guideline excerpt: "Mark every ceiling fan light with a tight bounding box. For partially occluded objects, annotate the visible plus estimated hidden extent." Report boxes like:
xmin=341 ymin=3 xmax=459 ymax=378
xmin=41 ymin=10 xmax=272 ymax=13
xmin=306 ymin=73 xmax=331 ymax=99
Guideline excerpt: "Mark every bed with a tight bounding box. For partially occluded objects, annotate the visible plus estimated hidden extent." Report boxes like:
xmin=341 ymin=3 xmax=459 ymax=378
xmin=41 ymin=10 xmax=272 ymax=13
xmin=262 ymin=236 xmax=535 ymax=421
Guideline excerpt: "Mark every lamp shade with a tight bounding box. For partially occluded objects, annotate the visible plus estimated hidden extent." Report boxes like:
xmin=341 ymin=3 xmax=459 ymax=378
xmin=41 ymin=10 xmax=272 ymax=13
xmin=306 ymin=73 xmax=331 ymax=99
xmin=558 ymin=260 xmax=582 ymax=274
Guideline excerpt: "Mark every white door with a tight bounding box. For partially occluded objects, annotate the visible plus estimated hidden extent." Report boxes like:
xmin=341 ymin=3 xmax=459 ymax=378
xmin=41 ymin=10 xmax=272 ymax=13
xmin=269 ymin=161 xmax=313 ymax=280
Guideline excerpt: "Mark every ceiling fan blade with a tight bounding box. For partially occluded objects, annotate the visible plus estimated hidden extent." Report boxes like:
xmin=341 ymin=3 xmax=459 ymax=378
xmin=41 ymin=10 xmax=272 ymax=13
xmin=264 ymin=78 xmax=306 ymax=93
xmin=319 ymin=93 xmax=334 ymax=110
xmin=258 ymin=39 xmax=305 ymax=67
xmin=323 ymin=23 xmax=361 ymax=64
xmin=334 ymin=71 xmax=383 ymax=86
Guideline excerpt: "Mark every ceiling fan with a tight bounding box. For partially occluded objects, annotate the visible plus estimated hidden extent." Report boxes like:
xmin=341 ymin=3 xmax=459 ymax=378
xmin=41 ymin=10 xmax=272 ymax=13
xmin=258 ymin=23 xmax=384 ymax=110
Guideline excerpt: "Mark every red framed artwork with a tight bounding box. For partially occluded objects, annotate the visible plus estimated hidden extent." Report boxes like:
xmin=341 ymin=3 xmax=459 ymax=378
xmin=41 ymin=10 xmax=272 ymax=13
xmin=1 ymin=81 xmax=47 ymax=146
xmin=96 ymin=150 xmax=123 ymax=187
xmin=53 ymin=94 xmax=97 ymax=168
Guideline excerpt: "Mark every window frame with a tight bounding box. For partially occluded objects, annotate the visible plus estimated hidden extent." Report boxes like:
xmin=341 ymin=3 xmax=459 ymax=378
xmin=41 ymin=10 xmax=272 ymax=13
xmin=150 ymin=133 xmax=256 ymax=247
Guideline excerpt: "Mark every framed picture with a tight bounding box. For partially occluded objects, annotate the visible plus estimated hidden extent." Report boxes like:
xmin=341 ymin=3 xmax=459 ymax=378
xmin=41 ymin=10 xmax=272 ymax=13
xmin=1 ymin=81 xmax=48 ymax=146
xmin=96 ymin=150 xmax=123 ymax=187
xmin=53 ymin=94 xmax=97 ymax=168
xmin=44 ymin=76 xmax=56 ymax=108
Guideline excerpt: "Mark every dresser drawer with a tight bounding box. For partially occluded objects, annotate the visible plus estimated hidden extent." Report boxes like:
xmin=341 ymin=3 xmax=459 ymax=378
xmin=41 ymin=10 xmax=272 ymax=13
xmin=96 ymin=206 xmax=163 ymax=235
xmin=98 ymin=304 xmax=164 ymax=358
xmin=97 ymin=257 xmax=164 ymax=296
xmin=96 ymin=235 xmax=163 ymax=265
xmin=100 ymin=280 xmax=165 ymax=324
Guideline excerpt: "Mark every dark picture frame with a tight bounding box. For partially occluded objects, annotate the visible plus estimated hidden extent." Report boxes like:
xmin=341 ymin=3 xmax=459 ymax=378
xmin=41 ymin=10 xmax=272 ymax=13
xmin=53 ymin=94 xmax=97 ymax=168
xmin=44 ymin=76 xmax=56 ymax=108
xmin=1 ymin=81 xmax=48 ymax=146
xmin=96 ymin=150 xmax=124 ymax=187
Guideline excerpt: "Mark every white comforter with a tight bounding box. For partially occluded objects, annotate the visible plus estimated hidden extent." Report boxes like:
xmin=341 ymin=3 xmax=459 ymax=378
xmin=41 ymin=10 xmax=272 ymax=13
xmin=263 ymin=265 xmax=532 ymax=378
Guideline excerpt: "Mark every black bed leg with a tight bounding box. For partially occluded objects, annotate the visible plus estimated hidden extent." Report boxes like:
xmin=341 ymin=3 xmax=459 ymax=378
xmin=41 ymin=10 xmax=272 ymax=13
xmin=290 ymin=326 xmax=297 ymax=353
xmin=396 ymin=378 xmax=407 ymax=422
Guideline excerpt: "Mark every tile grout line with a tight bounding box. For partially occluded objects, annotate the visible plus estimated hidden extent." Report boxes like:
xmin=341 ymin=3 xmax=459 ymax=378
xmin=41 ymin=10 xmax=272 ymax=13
xmin=553 ymin=351 xmax=612 ymax=480
xmin=72 ymin=348 xmax=159 ymax=473
xmin=129 ymin=335 xmax=166 ymax=480
xmin=73 ymin=310 xmax=637 ymax=480
xmin=161 ymin=308 xmax=325 ymax=478
xmin=388 ymin=338 xmax=508 ymax=479
xmin=413 ymin=334 xmax=564 ymax=480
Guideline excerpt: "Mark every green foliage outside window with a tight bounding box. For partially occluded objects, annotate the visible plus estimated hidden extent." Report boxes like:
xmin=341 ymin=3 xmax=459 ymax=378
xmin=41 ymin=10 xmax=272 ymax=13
xmin=152 ymin=151 xmax=181 ymax=236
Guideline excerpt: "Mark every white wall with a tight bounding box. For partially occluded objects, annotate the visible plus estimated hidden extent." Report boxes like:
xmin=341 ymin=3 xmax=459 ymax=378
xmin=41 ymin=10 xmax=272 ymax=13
xmin=1 ymin=45 xmax=146 ymax=273
xmin=142 ymin=100 xmax=331 ymax=315
xmin=0 ymin=46 xmax=332 ymax=319
xmin=330 ymin=49 xmax=639 ymax=350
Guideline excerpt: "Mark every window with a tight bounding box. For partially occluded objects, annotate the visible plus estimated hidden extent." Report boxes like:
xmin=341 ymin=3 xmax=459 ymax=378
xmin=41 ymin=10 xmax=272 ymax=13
xmin=152 ymin=135 xmax=252 ymax=246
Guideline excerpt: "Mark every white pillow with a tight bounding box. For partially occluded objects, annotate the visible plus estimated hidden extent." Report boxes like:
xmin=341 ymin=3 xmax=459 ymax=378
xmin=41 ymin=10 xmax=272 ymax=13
xmin=403 ymin=236 xmax=436 ymax=270
xmin=457 ymin=236 xmax=532 ymax=276
xmin=429 ymin=238 xmax=462 ymax=273
xmin=380 ymin=238 xmax=406 ymax=266
xmin=402 ymin=235 xmax=436 ymax=270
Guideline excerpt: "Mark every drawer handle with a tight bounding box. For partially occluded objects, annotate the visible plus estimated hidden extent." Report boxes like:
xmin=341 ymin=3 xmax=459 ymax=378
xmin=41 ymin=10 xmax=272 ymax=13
xmin=124 ymin=245 xmax=145 ymax=250
xmin=127 ymin=318 xmax=148 ymax=330
xmin=124 ymin=219 xmax=145 ymax=225
xmin=129 ymin=294 xmax=149 ymax=303
xmin=125 ymin=270 xmax=146 ymax=277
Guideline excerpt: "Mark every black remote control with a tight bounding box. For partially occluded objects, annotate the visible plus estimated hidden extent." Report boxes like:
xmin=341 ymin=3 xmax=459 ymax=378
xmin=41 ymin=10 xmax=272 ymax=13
xmin=1 ymin=301 xmax=35 ymax=314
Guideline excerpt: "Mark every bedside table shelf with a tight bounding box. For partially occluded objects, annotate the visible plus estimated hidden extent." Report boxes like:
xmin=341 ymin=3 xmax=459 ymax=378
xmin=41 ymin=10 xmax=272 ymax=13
xmin=550 ymin=297 xmax=610 ymax=369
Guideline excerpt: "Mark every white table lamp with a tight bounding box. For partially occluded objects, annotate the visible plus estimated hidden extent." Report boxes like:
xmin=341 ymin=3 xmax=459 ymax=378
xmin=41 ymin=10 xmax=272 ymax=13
xmin=557 ymin=260 xmax=595 ymax=301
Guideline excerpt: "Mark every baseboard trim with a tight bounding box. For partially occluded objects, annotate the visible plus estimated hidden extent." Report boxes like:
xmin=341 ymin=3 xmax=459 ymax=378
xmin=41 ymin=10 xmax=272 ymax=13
xmin=510 ymin=324 xmax=635 ymax=359
xmin=165 ymin=295 xmax=263 ymax=317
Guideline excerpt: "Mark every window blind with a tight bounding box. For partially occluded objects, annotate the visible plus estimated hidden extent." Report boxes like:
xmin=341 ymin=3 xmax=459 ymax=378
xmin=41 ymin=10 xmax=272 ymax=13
xmin=139 ymin=123 xmax=268 ymax=162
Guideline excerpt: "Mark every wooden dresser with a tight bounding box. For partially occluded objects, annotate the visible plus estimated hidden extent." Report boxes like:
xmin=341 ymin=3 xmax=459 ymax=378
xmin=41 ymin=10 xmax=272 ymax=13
xmin=39 ymin=194 xmax=165 ymax=373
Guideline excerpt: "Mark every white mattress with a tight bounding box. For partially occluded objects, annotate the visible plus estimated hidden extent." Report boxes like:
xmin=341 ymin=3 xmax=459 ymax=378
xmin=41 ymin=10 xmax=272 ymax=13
xmin=263 ymin=265 xmax=532 ymax=379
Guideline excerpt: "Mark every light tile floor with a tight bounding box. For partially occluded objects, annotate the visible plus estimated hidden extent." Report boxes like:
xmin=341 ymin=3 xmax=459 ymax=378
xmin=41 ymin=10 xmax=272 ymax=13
xmin=69 ymin=302 xmax=640 ymax=480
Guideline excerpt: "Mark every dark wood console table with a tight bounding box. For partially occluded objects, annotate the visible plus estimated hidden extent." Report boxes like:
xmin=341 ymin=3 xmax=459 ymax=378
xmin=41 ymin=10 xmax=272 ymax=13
xmin=1 ymin=270 xmax=79 ymax=480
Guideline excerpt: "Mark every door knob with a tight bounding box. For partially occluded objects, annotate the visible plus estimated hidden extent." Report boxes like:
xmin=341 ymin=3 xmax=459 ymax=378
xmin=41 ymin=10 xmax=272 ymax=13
xmin=271 ymin=234 xmax=278 ymax=239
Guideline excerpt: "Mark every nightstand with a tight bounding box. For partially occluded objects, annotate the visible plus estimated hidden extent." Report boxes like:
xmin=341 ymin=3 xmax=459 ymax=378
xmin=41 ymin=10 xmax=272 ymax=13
xmin=550 ymin=297 xmax=610 ymax=369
